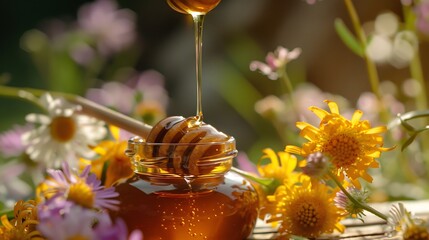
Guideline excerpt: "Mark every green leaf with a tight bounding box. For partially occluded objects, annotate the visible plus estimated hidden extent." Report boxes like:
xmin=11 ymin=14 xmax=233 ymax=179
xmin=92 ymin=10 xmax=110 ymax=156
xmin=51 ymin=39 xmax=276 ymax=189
xmin=334 ymin=18 xmax=364 ymax=57
xmin=402 ymin=133 xmax=418 ymax=151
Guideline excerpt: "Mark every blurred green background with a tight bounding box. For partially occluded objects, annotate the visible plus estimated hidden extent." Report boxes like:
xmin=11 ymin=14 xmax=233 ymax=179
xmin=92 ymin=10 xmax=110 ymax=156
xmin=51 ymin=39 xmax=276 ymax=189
xmin=0 ymin=0 xmax=427 ymax=160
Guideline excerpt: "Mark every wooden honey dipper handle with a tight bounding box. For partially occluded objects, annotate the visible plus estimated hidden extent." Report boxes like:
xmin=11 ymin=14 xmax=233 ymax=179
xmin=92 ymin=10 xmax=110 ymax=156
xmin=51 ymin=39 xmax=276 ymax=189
xmin=0 ymin=85 xmax=154 ymax=139
xmin=72 ymin=95 xmax=153 ymax=138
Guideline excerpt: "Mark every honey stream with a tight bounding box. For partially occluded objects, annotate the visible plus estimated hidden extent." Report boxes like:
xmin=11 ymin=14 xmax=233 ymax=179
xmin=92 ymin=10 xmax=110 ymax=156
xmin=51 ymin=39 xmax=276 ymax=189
xmin=112 ymin=1 xmax=259 ymax=239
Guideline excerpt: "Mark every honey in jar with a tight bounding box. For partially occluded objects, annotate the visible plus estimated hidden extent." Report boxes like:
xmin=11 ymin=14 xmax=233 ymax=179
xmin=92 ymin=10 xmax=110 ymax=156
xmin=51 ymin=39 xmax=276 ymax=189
xmin=166 ymin=0 xmax=221 ymax=15
xmin=112 ymin=122 xmax=259 ymax=240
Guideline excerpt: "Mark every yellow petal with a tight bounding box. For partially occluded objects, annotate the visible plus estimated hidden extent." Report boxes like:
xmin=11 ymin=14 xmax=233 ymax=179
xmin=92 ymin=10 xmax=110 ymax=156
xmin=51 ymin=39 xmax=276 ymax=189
xmin=309 ymin=106 xmax=329 ymax=120
xmin=300 ymin=126 xmax=319 ymax=141
xmin=365 ymin=126 xmax=387 ymax=134
xmin=298 ymin=160 xmax=307 ymax=168
xmin=296 ymin=121 xmax=312 ymax=130
xmin=285 ymin=145 xmax=303 ymax=155
xmin=92 ymin=141 xmax=116 ymax=155
xmin=1 ymin=215 xmax=13 ymax=230
xmin=325 ymin=100 xmax=339 ymax=114
xmin=380 ymin=146 xmax=396 ymax=151
xmin=361 ymin=171 xmax=373 ymax=183
xmin=351 ymin=110 xmax=363 ymax=125
xmin=369 ymin=160 xmax=379 ymax=168
xmin=278 ymin=152 xmax=297 ymax=173
xmin=109 ymin=125 xmax=121 ymax=141
xmin=260 ymin=148 xmax=279 ymax=167
xmin=335 ymin=223 xmax=346 ymax=233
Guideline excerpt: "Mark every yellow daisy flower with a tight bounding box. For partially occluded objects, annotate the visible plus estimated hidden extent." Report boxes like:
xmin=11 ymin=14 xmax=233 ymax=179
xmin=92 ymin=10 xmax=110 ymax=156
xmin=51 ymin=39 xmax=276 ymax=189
xmin=0 ymin=200 xmax=43 ymax=240
xmin=285 ymin=100 xmax=393 ymax=187
xmin=81 ymin=125 xmax=134 ymax=187
xmin=257 ymin=148 xmax=298 ymax=183
xmin=254 ymin=148 xmax=300 ymax=220
xmin=264 ymin=174 xmax=344 ymax=238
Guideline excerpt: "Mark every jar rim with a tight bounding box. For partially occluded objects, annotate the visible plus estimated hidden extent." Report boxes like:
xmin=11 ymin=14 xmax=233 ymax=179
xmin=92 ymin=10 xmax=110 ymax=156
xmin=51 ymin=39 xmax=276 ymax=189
xmin=126 ymin=136 xmax=236 ymax=157
xmin=130 ymin=136 xmax=235 ymax=145
xmin=126 ymin=136 xmax=237 ymax=177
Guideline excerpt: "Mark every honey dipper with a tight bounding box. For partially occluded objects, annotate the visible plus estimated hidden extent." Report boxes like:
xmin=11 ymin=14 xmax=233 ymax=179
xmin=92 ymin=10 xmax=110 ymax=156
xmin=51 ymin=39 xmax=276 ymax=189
xmin=143 ymin=116 xmax=235 ymax=176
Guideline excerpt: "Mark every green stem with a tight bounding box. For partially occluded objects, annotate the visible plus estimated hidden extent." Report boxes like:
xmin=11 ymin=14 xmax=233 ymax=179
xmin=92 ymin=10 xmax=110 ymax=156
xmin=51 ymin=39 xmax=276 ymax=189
xmin=279 ymin=66 xmax=294 ymax=103
xmin=402 ymin=4 xmax=429 ymax=177
xmin=343 ymin=0 xmax=380 ymax=97
xmin=0 ymin=85 xmax=152 ymax=138
xmin=231 ymin=167 xmax=280 ymax=195
xmin=328 ymin=172 xmax=387 ymax=221
xmin=343 ymin=0 xmax=390 ymax=124
xmin=410 ymin=51 xmax=427 ymax=110
xmin=403 ymin=5 xmax=427 ymax=111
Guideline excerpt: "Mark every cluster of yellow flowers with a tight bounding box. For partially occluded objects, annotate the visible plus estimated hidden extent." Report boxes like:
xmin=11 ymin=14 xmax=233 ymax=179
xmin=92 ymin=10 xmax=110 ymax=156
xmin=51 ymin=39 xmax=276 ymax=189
xmin=253 ymin=100 xmax=398 ymax=239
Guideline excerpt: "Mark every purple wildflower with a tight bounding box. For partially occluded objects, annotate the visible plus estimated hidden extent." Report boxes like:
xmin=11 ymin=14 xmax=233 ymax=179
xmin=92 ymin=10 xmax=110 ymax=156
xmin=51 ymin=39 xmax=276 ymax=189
xmin=0 ymin=124 xmax=31 ymax=158
xmin=94 ymin=213 xmax=143 ymax=240
xmin=37 ymin=205 xmax=99 ymax=240
xmin=38 ymin=204 xmax=143 ymax=240
xmin=42 ymin=161 xmax=119 ymax=211
xmin=38 ymin=196 xmax=74 ymax=222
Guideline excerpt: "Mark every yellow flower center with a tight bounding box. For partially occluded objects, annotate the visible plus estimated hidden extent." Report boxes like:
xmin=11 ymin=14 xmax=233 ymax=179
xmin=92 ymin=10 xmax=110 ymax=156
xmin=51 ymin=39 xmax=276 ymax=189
xmin=67 ymin=182 xmax=95 ymax=208
xmin=67 ymin=235 xmax=89 ymax=240
xmin=323 ymin=134 xmax=360 ymax=168
xmin=3 ymin=229 xmax=25 ymax=240
xmin=404 ymin=225 xmax=429 ymax=240
xmin=50 ymin=116 xmax=76 ymax=142
xmin=297 ymin=202 xmax=319 ymax=228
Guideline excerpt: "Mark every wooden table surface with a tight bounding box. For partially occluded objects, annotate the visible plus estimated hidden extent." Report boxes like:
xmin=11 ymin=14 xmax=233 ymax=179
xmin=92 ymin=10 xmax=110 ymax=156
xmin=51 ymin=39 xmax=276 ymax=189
xmin=248 ymin=200 xmax=429 ymax=239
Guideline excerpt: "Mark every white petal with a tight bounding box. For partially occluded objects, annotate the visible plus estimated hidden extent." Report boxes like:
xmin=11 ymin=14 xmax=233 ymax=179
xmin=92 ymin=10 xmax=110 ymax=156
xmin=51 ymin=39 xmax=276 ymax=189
xmin=25 ymin=113 xmax=51 ymax=124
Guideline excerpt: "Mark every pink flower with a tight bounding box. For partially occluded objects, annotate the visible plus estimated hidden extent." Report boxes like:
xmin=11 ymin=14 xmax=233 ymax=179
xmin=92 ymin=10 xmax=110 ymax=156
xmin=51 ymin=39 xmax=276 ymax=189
xmin=305 ymin=0 xmax=321 ymax=5
xmin=415 ymin=2 xmax=429 ymax=35
xmin=86 ymin=70 xmax=169 ymax=125
xmin=250 ymin=46 xmax=301 ymax=80
xmin=78 ymin=0 xmax=137 ymax=56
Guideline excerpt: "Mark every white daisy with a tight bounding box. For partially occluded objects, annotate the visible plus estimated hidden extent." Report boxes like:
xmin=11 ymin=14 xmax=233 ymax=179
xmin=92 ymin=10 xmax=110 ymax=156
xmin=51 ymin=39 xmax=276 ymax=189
xmin=22 ymin=93 xmax=107 ymax=168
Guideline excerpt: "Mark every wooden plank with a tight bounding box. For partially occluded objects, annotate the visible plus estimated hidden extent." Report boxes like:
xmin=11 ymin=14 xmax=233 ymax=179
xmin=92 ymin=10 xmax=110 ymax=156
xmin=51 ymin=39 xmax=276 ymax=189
xmin=248 ymin=200 xmax=429 ymax=239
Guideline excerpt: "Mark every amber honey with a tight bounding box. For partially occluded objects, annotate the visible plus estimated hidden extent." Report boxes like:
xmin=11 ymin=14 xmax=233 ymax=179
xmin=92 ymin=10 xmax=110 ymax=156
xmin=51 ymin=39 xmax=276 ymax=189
xmin=113 ymin=137 xmax=259 ymax=240
xmin=113 ymin=172 xmax=258 ymax=240
xmin=166 ymin=0 xmax=221 ymax=15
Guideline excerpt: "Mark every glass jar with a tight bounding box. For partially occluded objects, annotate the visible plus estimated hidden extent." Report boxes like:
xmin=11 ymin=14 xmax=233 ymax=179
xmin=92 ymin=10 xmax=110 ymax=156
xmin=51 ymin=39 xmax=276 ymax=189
xmin=112 ymin=136 xmax=259 ymax=240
